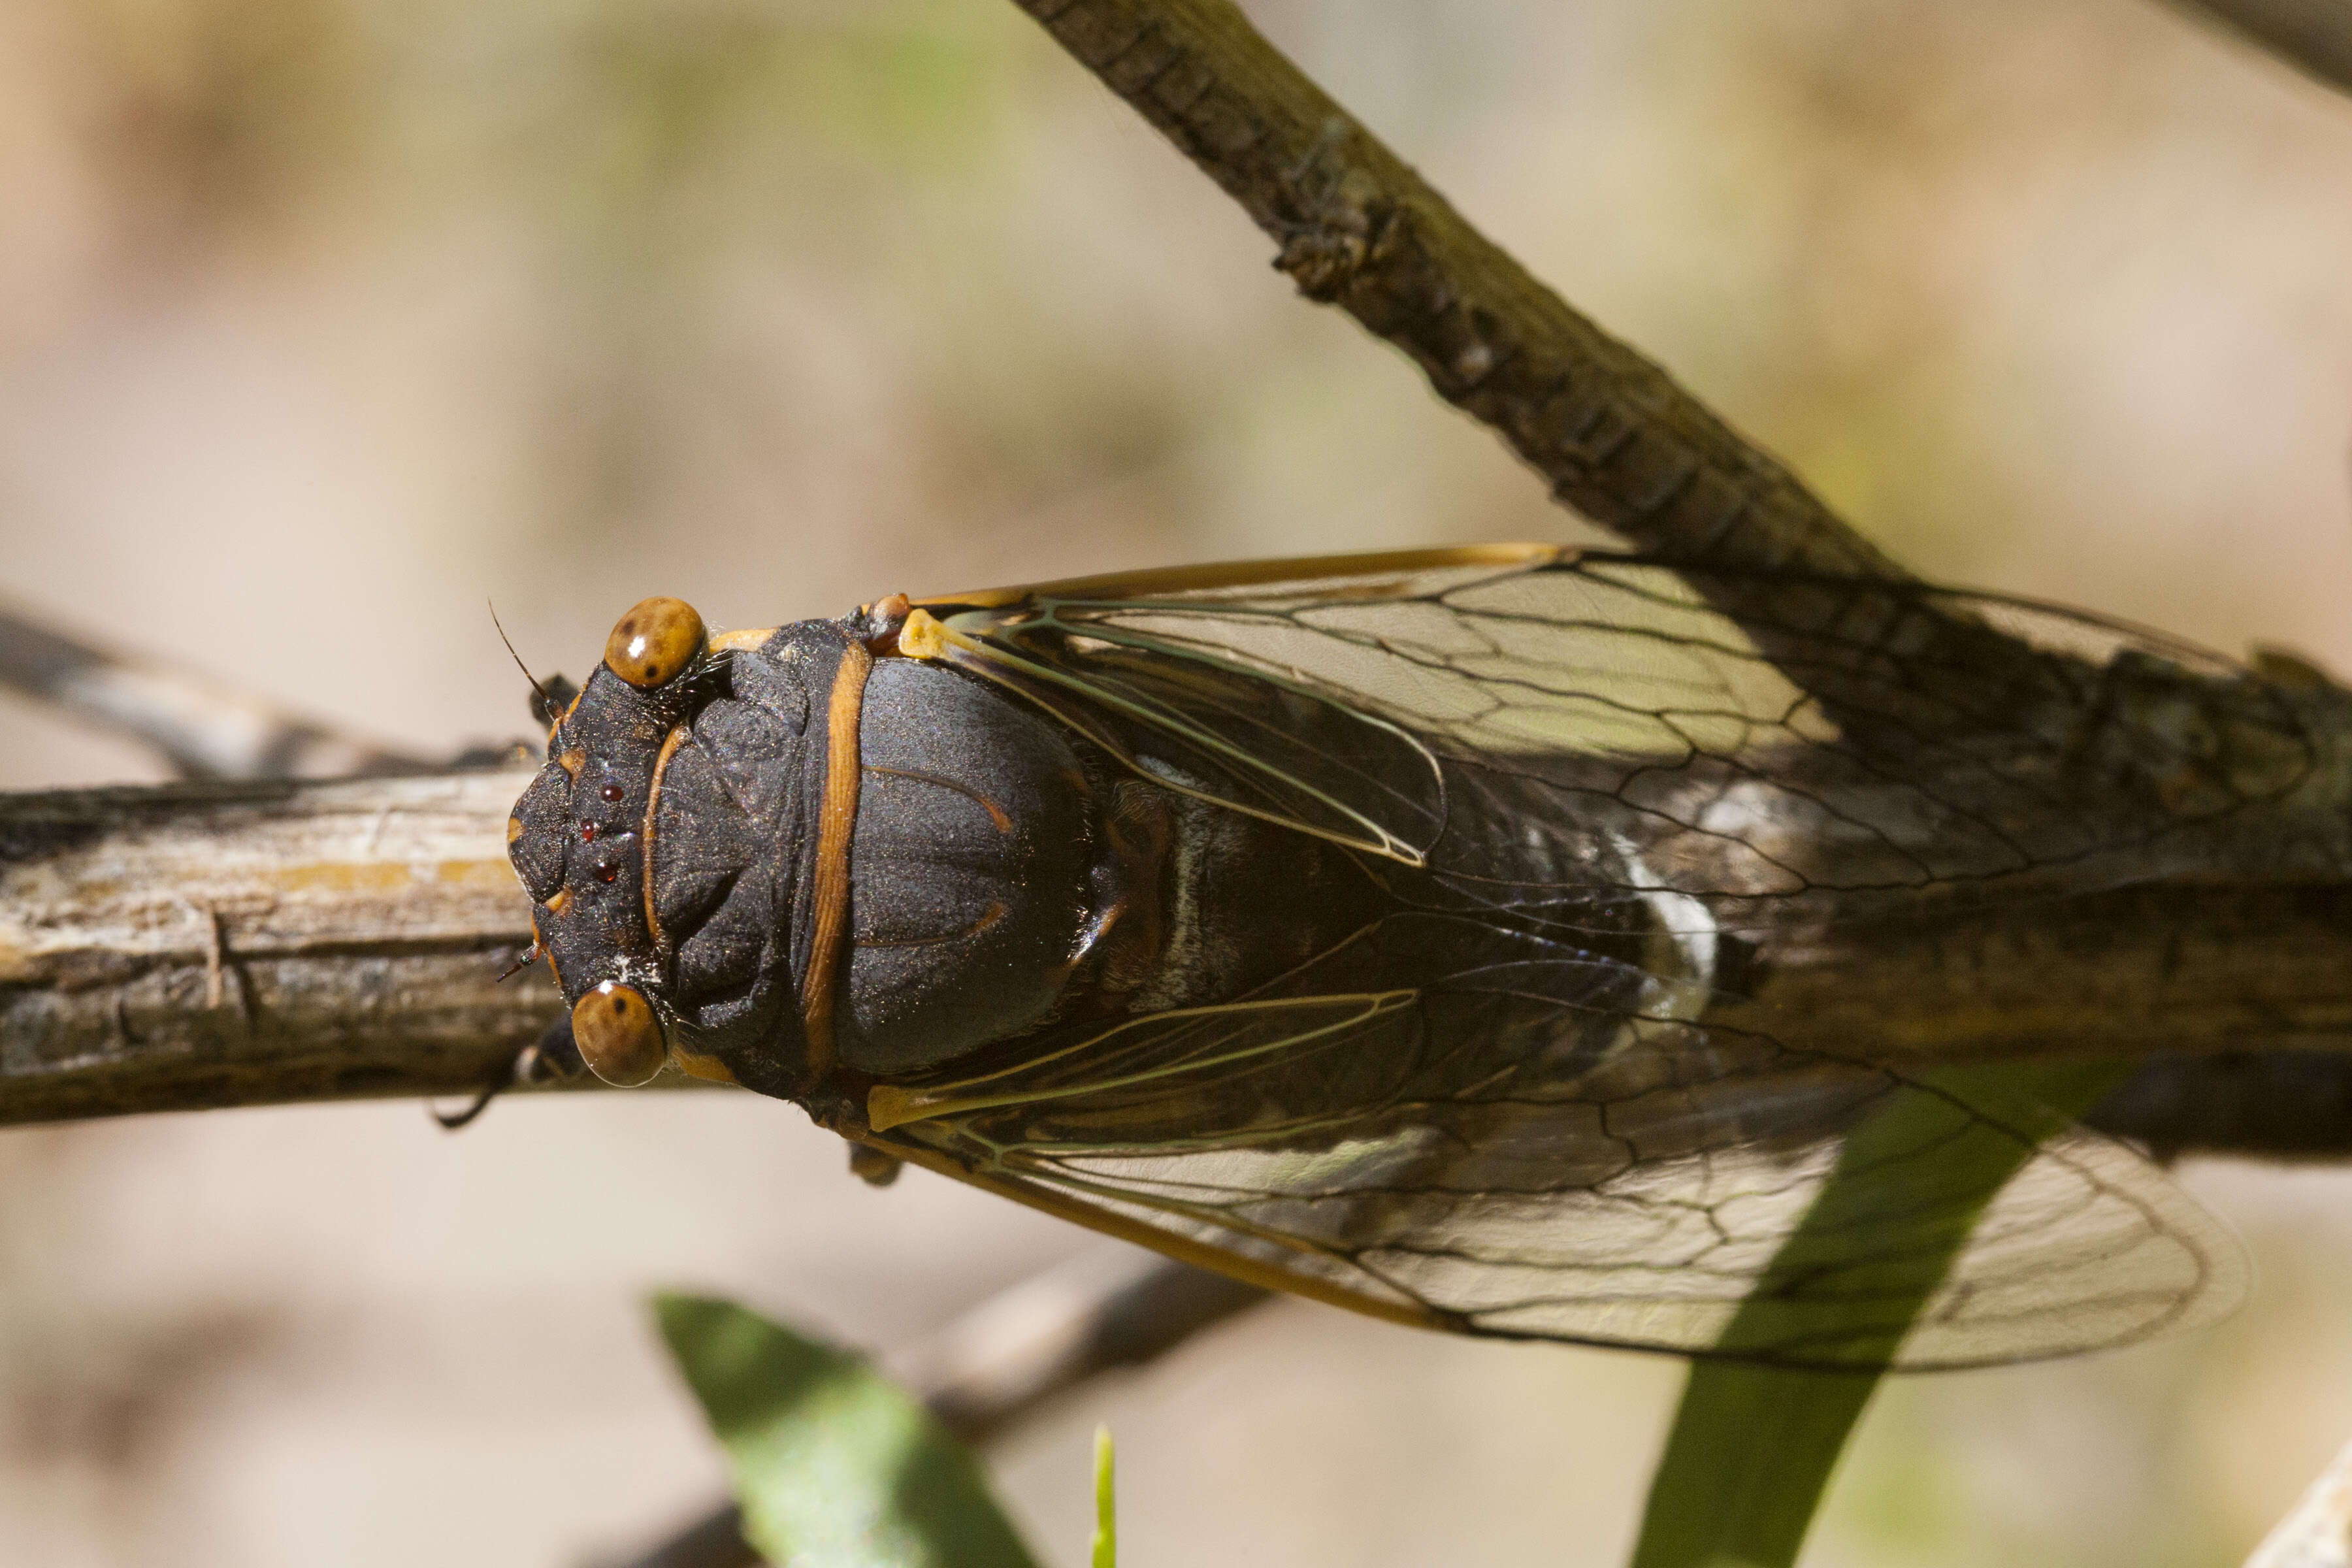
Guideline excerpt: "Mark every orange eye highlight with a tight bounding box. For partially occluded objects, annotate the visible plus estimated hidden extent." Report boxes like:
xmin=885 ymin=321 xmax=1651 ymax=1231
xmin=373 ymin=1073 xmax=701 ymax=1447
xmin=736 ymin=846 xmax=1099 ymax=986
xmin=604 ymin=597 xmax=706 ymax=689
xmin=572 ymin=981 xmax=668 ymax=1086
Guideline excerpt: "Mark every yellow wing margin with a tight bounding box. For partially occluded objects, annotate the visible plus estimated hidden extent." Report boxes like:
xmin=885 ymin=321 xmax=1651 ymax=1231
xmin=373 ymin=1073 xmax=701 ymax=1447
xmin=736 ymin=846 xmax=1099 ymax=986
xmin=912 ymin=543 xmax=1571 ymax=611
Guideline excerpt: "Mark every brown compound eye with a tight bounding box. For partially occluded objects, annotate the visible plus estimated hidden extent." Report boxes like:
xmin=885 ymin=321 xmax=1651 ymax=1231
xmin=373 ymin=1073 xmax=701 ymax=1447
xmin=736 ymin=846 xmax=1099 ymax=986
xmin=603 ymin=596 xmax=706 ymax=689
xmin=571 ymin=981 xmax=668 ymax=1086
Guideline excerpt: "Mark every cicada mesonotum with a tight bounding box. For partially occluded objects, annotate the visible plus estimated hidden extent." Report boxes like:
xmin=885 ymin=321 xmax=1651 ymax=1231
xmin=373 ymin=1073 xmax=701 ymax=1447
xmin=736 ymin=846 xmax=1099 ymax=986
xmin=507 ymin=546 xmax=2327 ymax=1369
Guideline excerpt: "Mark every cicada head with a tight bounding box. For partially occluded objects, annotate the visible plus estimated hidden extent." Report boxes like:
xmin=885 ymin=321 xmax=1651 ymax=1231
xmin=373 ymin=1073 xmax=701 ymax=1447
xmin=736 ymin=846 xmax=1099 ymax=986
xmin=509 ymin=595 xmax=881 ymax=1102
xmin=507 ymin=596 xmax=753 ymax=1087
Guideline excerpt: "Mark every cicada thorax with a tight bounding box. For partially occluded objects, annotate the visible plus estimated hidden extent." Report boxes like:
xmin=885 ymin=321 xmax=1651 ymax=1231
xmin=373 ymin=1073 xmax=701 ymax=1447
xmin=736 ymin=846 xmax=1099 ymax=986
xmin=507 ymin=593 xmax=1428 ymax=1113
xmin=828 ymin=656 xmax=1105 ymax=1073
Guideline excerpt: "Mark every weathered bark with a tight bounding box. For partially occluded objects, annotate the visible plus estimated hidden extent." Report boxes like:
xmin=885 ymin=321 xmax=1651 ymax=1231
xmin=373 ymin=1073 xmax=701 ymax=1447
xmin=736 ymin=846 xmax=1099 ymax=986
xmin=1721 ymin=880 xmax=2352 ymax=1067
xmin=0 ymin=769 xmax=566 ymax=1123
xmin=972 ymin=1 xmax=2352 ymax=1156
xmin=9 ymin=757 xmax=2352 ymax=1133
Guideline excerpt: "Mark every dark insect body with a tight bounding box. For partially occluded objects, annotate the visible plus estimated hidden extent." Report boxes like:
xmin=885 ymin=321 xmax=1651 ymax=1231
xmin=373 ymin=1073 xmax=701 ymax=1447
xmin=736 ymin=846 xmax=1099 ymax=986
xmin=507 ymin=547 xmax=2344 ymax=1369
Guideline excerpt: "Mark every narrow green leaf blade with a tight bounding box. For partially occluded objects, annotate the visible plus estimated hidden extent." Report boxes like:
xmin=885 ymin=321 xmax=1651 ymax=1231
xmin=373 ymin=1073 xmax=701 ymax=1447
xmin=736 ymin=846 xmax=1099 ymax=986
xmin=1091 ymin=1424 xmax=1117 ymax=1568
xmin=655 ymin=1294 xmax=1042 ymax=1568
xmin=1630 ymin=1062 xmax=2133 ymax=1568
xmin=1632 ymin=1362 xmax=1877 ymax=1568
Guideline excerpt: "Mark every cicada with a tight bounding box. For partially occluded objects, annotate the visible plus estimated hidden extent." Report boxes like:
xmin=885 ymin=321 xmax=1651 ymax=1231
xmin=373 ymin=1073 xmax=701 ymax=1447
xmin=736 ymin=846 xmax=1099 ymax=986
xmin=506 ymin=545 xmax=2327 ymax=1369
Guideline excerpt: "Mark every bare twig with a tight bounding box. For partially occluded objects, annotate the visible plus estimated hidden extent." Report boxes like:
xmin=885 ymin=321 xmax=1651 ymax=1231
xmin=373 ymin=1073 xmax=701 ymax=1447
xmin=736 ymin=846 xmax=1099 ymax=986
xmin=1002 ymin=0 xmax=1902 ymax=581
xmin=2087 ymin=1051 xmax=2352 ymax=1161
xmin=0 ymin=769 xmax=567 ymax=1121
xmin=894 ymin=1247 xmax=1270 ymax=1444
xmin=998 ymin=0 xmax=2117 ymax=719
xmin=0 ymin=600 xmax=436 ymax=779
xmin=599 ymin=1250 xmax=1271 ymax=1568
xmin=2170 ymin=0 xmax=2352 ymax=97
xmin=12 ymin=762 xmax=2352 ymax=1136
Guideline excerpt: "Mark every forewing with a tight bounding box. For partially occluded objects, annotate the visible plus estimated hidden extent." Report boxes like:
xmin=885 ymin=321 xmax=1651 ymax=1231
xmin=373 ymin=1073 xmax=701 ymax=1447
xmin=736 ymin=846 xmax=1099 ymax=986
xmin=911 ymin=548 xmax=2313 ymax=909
xmin=877 ymin=548 xmax=2262 ymax=1365
xmin=866 ymin=940 xmax=2242 ymax=1370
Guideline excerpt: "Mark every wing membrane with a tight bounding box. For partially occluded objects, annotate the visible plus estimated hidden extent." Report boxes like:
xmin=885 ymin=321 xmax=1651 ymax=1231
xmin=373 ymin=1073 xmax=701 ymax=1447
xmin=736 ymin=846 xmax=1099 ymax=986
xmin=868 ymin=547 xmax=2271 ymax=1367
xmin=912 ymin=547 xmax=2314 ymax=915
xmin=867 ymin=918 xmax=2242 ymax=1370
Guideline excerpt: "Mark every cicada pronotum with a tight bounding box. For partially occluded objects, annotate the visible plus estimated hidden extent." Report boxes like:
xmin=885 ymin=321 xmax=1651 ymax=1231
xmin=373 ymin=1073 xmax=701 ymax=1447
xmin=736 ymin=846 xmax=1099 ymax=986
xmin=506 ymin=545 xmax=2334 ymax=1369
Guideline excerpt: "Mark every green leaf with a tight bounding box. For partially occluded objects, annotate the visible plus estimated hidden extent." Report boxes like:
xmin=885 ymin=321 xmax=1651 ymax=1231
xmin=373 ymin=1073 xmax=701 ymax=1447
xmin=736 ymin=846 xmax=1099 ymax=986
xmin=1091 ymin=1425 xmax=1117 ymax=1568
xmin=1629 ymin=1062 xmax=2134 ymax=1568
xmin=654 ymin=1294 xmax=1041 ymax=1568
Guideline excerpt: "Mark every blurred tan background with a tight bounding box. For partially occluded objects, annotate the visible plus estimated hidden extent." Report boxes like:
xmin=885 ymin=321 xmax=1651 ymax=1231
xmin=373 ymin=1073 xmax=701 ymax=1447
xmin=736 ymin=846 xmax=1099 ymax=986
xmin=3 ymin=0 xmax=2352 ymax=1563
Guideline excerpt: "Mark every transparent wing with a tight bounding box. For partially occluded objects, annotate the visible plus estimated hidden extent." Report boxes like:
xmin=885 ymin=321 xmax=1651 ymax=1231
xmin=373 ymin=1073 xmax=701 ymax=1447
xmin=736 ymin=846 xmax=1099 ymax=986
xmin=909 ymin=547 xmax=2314 ymax=917
xmin=870 ymin=548 xmax=2264 ymax=1367
xmin=866 ymin=913 xmax=2243 ymax=1370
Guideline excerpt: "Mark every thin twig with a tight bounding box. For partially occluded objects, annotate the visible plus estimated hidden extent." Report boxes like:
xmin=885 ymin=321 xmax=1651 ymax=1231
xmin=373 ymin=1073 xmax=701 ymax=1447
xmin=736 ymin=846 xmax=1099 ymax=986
xmin=2170 ymin=0 xmax=2352 ymax=97
xmin=0 ymin=599 xmax=436 ymax=779
xmin=898 ymin=1247 xmax=1271 ymax=1445
xmin=598 ymin=1251 xmax=1271 ymax=1568
xmin=996 ymin=0 xmax=2104 ymax=712
xmin=1002 ymin=0 xmax=1901 ymax=581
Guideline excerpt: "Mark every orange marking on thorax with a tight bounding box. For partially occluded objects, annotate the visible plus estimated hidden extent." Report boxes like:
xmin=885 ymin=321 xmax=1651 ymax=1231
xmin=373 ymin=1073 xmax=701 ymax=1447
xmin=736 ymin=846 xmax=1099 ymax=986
xmin=801 ymin=643 xmax=874 ymax=1079
xmin=641 ymin=723 xmax=689 ymax=958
